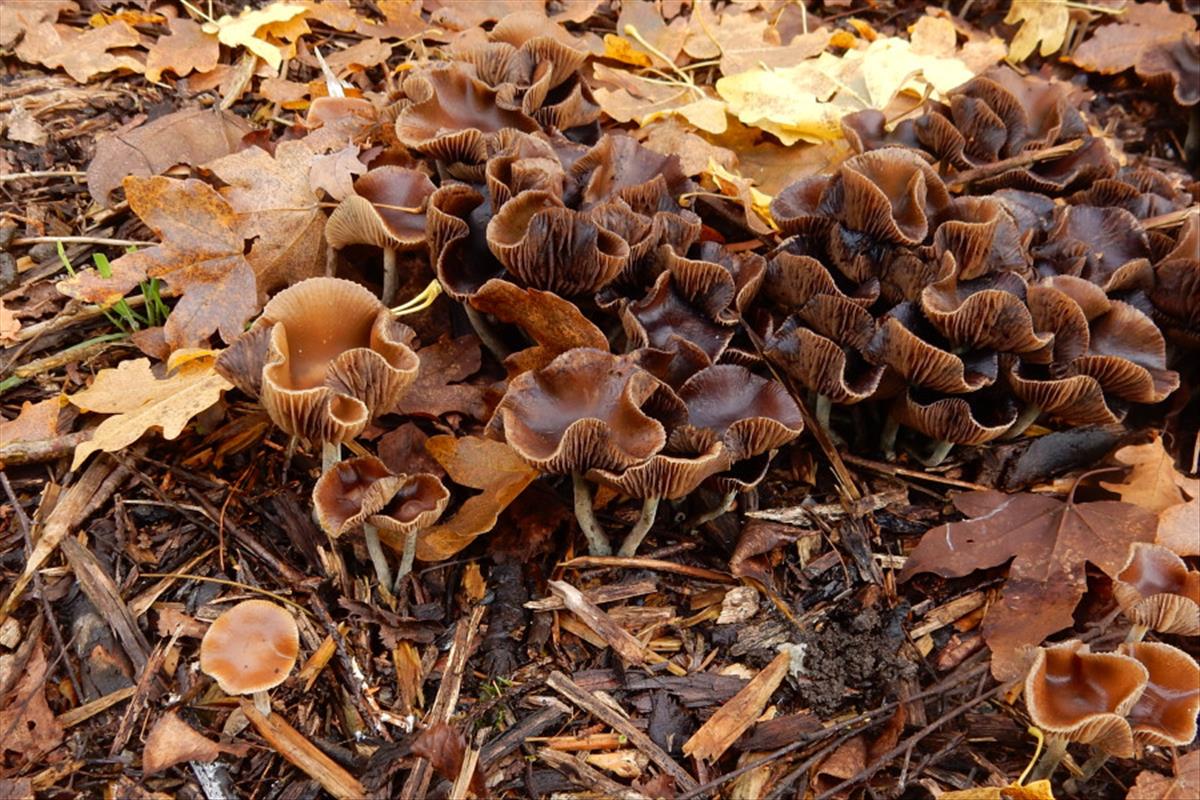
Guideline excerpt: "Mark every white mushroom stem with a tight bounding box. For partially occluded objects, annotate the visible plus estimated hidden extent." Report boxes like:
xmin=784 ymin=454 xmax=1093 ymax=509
xmin=815 ymin=394 xmax=833 ymax=437
xmin=1005 ymin=403 xmax=1043 ymax=439
xmin=572 ymin=472 xmax=611 ymax=556
xmin=322 ymin=441 xmax=342 ymax=474
xmin=880 ymin=415 xmax=900 ymax=460
xmin=1065 ymin=749 xmax=1113 ymax=792
xmin=394 ymin=529 xmax=419 ymax=589
xmin=363 ymin=523 xmax=393 ymax=591
xmin=381 ymin=246 xmax=398 ymax=306
xmin=923 ymin=439 xmax=955 ymax=468
xmin=618 ymin=496 xmax=661 ymax=557
xmin=1029 ymin=734 xmax=1069 ymax=782
xmin=464 ymin=304 xmax=511 ymax=363
xmin=1125 ymin=623 xmax=1149 ymax=643
xmin=252 ymin=690 xmax=272 ymax=717
xmin=689 ymin=490 xmax=738 ymax=529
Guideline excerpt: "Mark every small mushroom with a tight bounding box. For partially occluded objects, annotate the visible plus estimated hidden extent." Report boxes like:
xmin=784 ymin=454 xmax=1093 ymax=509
xmin=1118 ymin=641 xmax=1200 ymax=749
xmin=888 ymin=388 xmax=1017 ymax=466
xmin=313 ymin=456 xmax=449 ymax=593
xmin=674 ymin=365 xmax=805 ymax=464
xmin=200 ymin=599 xmax=299 ymax=717
xmin=1113 ymin=542 xmax=1200 ymax=641
xmin=1023 ymin=639 xmax=1147 ymax=781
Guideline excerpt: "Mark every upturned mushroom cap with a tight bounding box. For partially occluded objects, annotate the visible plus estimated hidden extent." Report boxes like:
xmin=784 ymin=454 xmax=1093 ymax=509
xmin=766 ymin=302 xmax=884 ymax=405
xmin=1113 ymin=543 xmax=1200 ymax=636
xmin=326 ymin=167 xmax=436 ymax=250
xmin=893 ymin=388 xmax=1017 ymax=446
xmin=216 ymin=278 xmax=420 ymax=446
xmin=1036 ymin=206 xmax=1153 ymax=293
xmin=769 ymin=175 xmax=836 ymax=239
xmin=1069 ymin=301 xmax=1180 ymax=403
xmin=1118 ymin=641 xmax=1200 ymax=748
xmin=675 ymin=365 xmax=803 ymax=461
xmin=492 ymin=348 xmax=668 ymax=474
xmin=1003 ymin=358 xmax=1121 ymax=426
xmin=1135 ymin=33 xmax=1200 ymax=107
xmin=831 ymin=147 xmax=951 ymax=246
xmin=866 ymin=303 xmax=999 ymax=394
xmin=763 ymin=247 xmax=880 ymax=312
xmin=664 ymin=242 xmax=767 ymax=315
xmin=920 ymin=270 xmax=1051 ymax=355
xmin=426 ymin=182 xmax=503 ymax=300
xmin=931 ymin=196 xmax=1028 ymax=281
xmin=589 ymin=439 xmax=729 ymax=501
xmin=1023 ymin=639 xmax=1147 ymax=758
xmin=200 ymin=599 xmax=299 ymax=696
xmin=569 ymin=134 xmax=692 ymax=213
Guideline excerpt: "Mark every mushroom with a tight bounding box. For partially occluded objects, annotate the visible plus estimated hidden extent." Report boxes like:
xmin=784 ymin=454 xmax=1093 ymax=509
xmin=215 ymin=277 xmax=420 ymax=472
xmin=200 ymin=599 xmax=299 ymax=717
xmin=490 ymin=348 xmax=668 ymax=555
xmin=887 ymin=388 xmax=1018 ymax=466
xmin=1113 ymin=542 xmax=1200 ymax=641
xmin=325 ymin=167 xmax=436 ymax=305
xmin=1118 ymin=641 xmax=1200 ymax=749
xmin=1023 ymin=639 xmax=1147 ymax=781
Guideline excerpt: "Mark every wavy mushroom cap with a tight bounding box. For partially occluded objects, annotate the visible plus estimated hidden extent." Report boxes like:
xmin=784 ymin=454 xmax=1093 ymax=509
xmin=1118 ymin=641 xmax=1200 ymax=748
xmin=1069 ymin=301 xmax=1180 ymax=403
xmin=1025 ymin=277 xmax=1097 ymax=365
xmin=920 ymin=270 xmax=1051 ymax=355
xmin=326 ymin=167 xmax=436 ymax=250
xmin=677 ymin=365 xmax=803 ymax=461
xmin=589 ymin=439 xmax=729 ymax=501
xmin=666 ymin=242 xmax=767 ymax=314
xmin=1150 ymin=212 xmax=1200 ymax=342
xmin=218 ymin=278 xmax=419 ymax=446
xmin=1136 ymin=33 xmax=1200 ymax=107
xmin=1036 ymin=206 xmax=1153 ymax=293
xmin=200 ymin=599 xmax=299 ymax=696
xmin=1113 ymin=542 xmax=1200 ymax=636
xmin=494 ymin=348 xmax=667 ymax=474
xmin=426 ymin=183 xmax=503 ymax=300
xmin=767 ymin=302 xmax=884 ymax=405
xmin=840 ymin=109 xmax=923 ymax=154
xmin=829 ymin=147 xmax=951 ymax=246
xmin=932 ymin=196 xmax=1028 ymax=281
xmin=763 ymin=247 xmax=879 ymax=312
xmin=487 ymin=191 xmax=630 ymax=295
xmin=867 ymin=303 xmax=1000 ymax=394
xmin=1023 ymin=640 xmax=1146 ymax=757
xmin=1003 ymin=358 xmax=1121 ymax=426
xmin=569 ymin=134 xmax=692 ymax=213
xmin=770 ymin=175 xmax=835 ymax=239
xmin=894 ymin=388 xmax=1017 ymax=446
xmin=313 ymin=455 xmax=399 ymax=537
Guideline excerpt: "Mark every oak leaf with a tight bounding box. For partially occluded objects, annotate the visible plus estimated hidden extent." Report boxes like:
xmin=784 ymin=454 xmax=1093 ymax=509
xmin=1099 ymin=433 xmax=1196 ymax=514
xmin=1003 ymin=0 xmax=1069 ymax=62
xmin=323 ymin=38 xmax=391 ymax=74
xmin=412 ymin=435 xmax=538 ymax=562
xmin=0 ymin=396 xmax=73 ymax=446
xmin=67 ymin=352 xmax=232 ymax=469
xmin=14 ymin=20 xmax=143 ymax=83
xmin=394 ymin=336 xmax=489 ymax=421
xmin=900 ymin=489 xmax=1157 ymax=680
xmin=144 ymin=15 xmax=219 ymax=83
xmin=0 ymin=640 xmax=65 ymax=761
xmin=308 ymin=144 xmax=367 ymax=201
xmin=60 ymin=176 xmax=258 ymax=349
xmin=1070 ymin=2 xmax=1197 ymax=75
xmin=201 ymin=2 xmax=308 ymax=71
xmin=206 ymin=141 xmax=327 ymax=293
xmin=0 ymin=0 xmax=73 ymax=49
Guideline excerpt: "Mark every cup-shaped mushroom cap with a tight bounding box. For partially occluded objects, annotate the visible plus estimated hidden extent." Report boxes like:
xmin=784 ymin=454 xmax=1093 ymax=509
xmin=1003 ymin=358 xmax=1121 ymax=426
xmin=326 ymin=167 xmax=436 ymax=250
xmin=589 ymin=439 xmax=729 ymax=501
xmin=1037 ymin=206 xmax=1153 ymax=293
xmin=665 ymin=242 xmax=767 ymax=315
xmin=483 ymin=132 xmax=567 ymax=207
xmin=200 ymin=599 xmax=299 ymax=696
xmin=920 ymin=271 xmax=1051 ymax=355
xmin=569 ymin=134 xmax=692 ymax=213
xmin=487 ymin=191 xmax=630 ymax=296
xmin=770 ymin=175 xmax=836 ymax=239
xmin=622 ymin=271 xmax=738 ymax=381
xmin=369 ymin=473 xmax=450 ymax=537
xmin=218 ymin=277 xmax=420 ymax=446
xmin=1113 ymin=543 xmax=1200 ymax=636
xmin=395 ymin=66 xmax=541 ymax=165
xmin=1118 ymin=641 xmax=1200 ymax=748
xmin=493 ymin=348 xmax=668 ymax=474
xmin=313 ymin=455 xmax=401 ymax=537
xmin=763 ymin=248 xmax=879 ymax=312
xmin=932 ymin=196 xmax=1028 ymax=281
xmin=427 ymin=183 xmax=503 ymax=300
xmin=840 ymin=109 xmax=923 ymax=153
xmin=1023 ymin=640 xmax=1146 ymax=757
xmin=866 ymin=303 xmax=1000 ymax=394
xmin=767 ymin=300 xmax=884 ymax=405
xmin=1136 ymin=33 xmax=1200 ymax=107
xmin=1069 ymin=301 xmax=1180 ymax=403
xmin=677 ymin=365 xmax=804 ymax=461
xmin=1025 ymin=278 xmax=1096 ymax=365
xmin=832 ymin=147 xmax=951 ymax=246
xmin=893 ymin=388 xmax=1017 ymax=446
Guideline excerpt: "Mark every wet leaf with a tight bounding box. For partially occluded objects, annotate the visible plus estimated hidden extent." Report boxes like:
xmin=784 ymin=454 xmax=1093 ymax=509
xmin=413 ymin=435 xmax=538 ymax=561
xmin=67 ymin=352 xmax=232 ymax=470
xmin=144 ymin=15 xmax=220 ymax=83
xmin=0 ymin=640 xmax=65 ymax=761
xmin=411 ymin=723 xmax=485 ymax=796
xmin=1003 ymin=0 xmax=1069 ymax=62
xmin=394 ymin=336 xmax=489 ymax=421
xmin=900 ymin=490 xmax=1157 ymax=679
xmin=142 ymin=711 xmax=246 ymax=775
xmin=1127 ymin=750 xmax=1200 ymax=800
xmin=14 ymin=19 xmax=143 ymax=83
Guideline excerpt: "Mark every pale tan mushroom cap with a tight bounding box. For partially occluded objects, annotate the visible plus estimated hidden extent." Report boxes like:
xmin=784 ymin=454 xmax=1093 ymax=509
xmin=1119 ymin=641 xmax=1200 ymax=748
xmin=1113 ymin=542 xmax=1200 ymax=636
xmin=200 ymin=599 xmax=299 ymax=696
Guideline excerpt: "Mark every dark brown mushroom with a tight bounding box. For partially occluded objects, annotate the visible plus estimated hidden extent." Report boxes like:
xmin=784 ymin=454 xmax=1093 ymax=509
xmin=920 ymin=270 xmax=1051 ymax=355
xmin=866 ymin=302 xmax=1000 ymax=394
xmin=1035 ymin=205 xmax=1153 ymax=293
xmin=831 ymin=147 xmax=951 ymax=247
xmin=1069 ymin=301 xmax=1180 ymax=404
xmin=674 ymin=364 xmax=804 ymax=462
xmin=888 ymin=387 xmax=1017 ymax=466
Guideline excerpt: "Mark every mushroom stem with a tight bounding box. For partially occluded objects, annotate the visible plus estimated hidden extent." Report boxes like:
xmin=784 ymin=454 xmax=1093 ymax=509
xmin=1028 ymin=734 xmax=1069 ymax=782
xmin=880 ymin=415 xmax=899 ymax=460
xmin=322 ymin=441 xmax=341 ymax=474
xmin=688 ymin=490 xmax=738 ymax=530
xmin=253 ymin=690 xmax=272 ymax=717
xmin=618 ymin=496 xmax=661 ymax=557
xmin=464 ymin=304 xmax=511 ymax=363
xmin=572 ymin=472 xmax=611 ymax=556
xmin=394 ymin=528 xmax=419 ymax=588
xmin=815 ymin=394 xmax=833 ymax=437
xmin=1005 ymin=403 xmax=1043 ymax=439
xmin=923 ymin=439 xmax=955 ymax=467
xmin=363 ymin=523 xmax=393 ymax=591
xmin=1065 ymin=749 xmax=1112 ymax=793
xmin=380 ymin=246 xmax=398 ymax=306
xmin=1125 ymin=623 xmax=1149 ymax=643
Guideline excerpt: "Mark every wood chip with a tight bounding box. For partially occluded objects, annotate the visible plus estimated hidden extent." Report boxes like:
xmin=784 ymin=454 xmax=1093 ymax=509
xmin=682 ymin=650 xmax=790 ymax=763
xmin=241 ymin=700 xmax=366 ymax=800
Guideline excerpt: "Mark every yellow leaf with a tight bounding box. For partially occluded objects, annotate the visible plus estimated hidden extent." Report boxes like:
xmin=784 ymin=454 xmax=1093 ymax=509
xmin=68 ymin=356 xmax=232 ymax=469
xmin=1003 ymin=0 xmax=1069 ymax=62
xmin=847 ymin=18 xmax=878 ymax=41
xmin=938 ymin=779 xmax=1054 ymax=799
xmin=716 ymin=65 xmax=852 ymax=144
xmin=704 ymin=159 xmax=777 ymax=232
xmin=829 ymin=29 xmax=858 ymax=49
xmin=202 ymin=2 xmax=308 ymax=71
xmin=602 ymin=33 xmax=652 ymax=67
xmin=642 ymin=96 xmax=728 ymax=134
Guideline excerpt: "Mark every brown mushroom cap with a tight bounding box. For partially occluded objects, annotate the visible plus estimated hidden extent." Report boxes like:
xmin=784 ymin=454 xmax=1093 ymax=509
xmin=1023 ymin=639 xmax=1147 ymax=757
xmin=1003 ymin=358 xmax=1121 ymax=426
xmin=920 ymin=271 xmax=1051 ymax=355
xmin=313 ymin=455 xmax=401 ymax=537
xmin=766 ymin=306 xmax=883 ymax=405
xmin=589 ymin=439 xmax=729 ymax=501
xmin=1037 ymin=206 xmax=1153 ymax=293
xmin=763 ymin=248 xmax=878 ymax=312
xmin=1113 ymin=542 xmax=1200 ymax=636
xmin=833 ymin=147 xmax=951 ymax=246
xmin=426 ymin=182 xmax=504 ymax=300
xmin=326 ymin=167 xmax=436 ymax=250
xmin=866 ymin=303 xmax=999 ymax=394
xmin=493 ymin=348 xmax=667 ymax=474
xmin=370 ymin=473 xmax=451 ymax=537
xmin=676 ymin=365 xmax=804 ymax=461
xmin=893 ymin=388 xmax=1017 ymax=446
xmin=1118 ymin=641 xmax=1200 ymax=748
xmin=1135 ymin=33 xmax=1200 ymax=107
xmin=1069 ymin=301 xmax=1180 ymax=403
xmin=200 ymin=599 xmax=299 ymax=696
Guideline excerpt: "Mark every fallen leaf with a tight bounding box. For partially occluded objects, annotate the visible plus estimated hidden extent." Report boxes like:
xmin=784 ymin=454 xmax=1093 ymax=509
xmin=683 ymin=650 xmax=790 ymax=762
xmin=412 ymin=435 xmax=538 ymax=561
xmin=377 ymin=422 xmax=444 ymax=478
xmin=716 ymin=64 xmax=851 ymax=145
xmin=1003 ymin=0 xmax=1069 ymax=62
xmin=67 ymin=353 xmax=233 ymax=470
xmin=0 ymin=0 xmax=73 ymax=49
xmin=323 ymin=38 xmax=392 ymax=74
xmin=394 ymin=336 xmax=490 ymax=421
xmin=591 ymin=64 xmax=726 ymax=134
xmin=637 ymin=118 xmax=737 ymax=177
xmin=144 ymin=15 xmax=219 ymax=83
xmin=1157 ymin=497 xmax=1200 ymax=557
xmin=603 ymin=33 xmax=653 ymax=67
xmin=142 ymin=711 xmax=246 ymax=775
xmin=813 ymin=736 xmax=867 ymax=794
xmin=1100 ymin=434 xmax=1195 ymax=514
xmin=0 ymin=639 xmax=65 ymax=761
xmin=0 ymin=298 xmax=21 ymax=343
xmin=4 ymin=105 xmax=48 ymax=146
xmin=206 ymin=141 xmax=327 ymax=294
xmin=14 ymin=20 xmax=143 ymax=83
xmin=61 ymin=176 xmax=258 ymax=349
xmin=260 ymin=76 xmax=311 ymax=108
xmin=87 ymin=107 xmax=252 ymax=207
xmin=900 ymin=490 xmax=1158 ymax=680
xmin=1070 ymin=2 xmax=1196 ymax=75
xmin=0 ymin=396 xmax=73 ymax=446
xmin=939 ymin=779 xmax=1055 ymax=799
xmin=308 ymin=144 xmax=367 ymax=201
xmin=1127 ymin=750 xmax=1200 ymax=800
xmin=468 ymin=279 xmax=608 ymax=376
xmin=201 ymin=2 xmax=309 ymax=71
xmin=704 ymin=158 xmax=777 ymax=234
xmin=411 ymin=723 xmax=486 ymax=797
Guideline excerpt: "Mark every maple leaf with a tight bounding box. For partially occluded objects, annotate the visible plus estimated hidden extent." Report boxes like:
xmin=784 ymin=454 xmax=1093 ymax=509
xmin=0 ymin=396 xmax=72 ymax=446
xmin=409 ymin=435 xmax=538 ymax=562
xmin=206 ymin=141 xmax=327 ymax=294
xmin=1070 ymin=2 xmax=1198 ymax=75
xmin=14 ymin=20 xmax=144 ymax=83
xmin=59 ymin=176 xmax=258 ymax=350
xmin=1003 ymin=0 xmax=1069 ymax=62
xmin=201 ymin=2 xmax=309 ymax=71
xmin=394 ymin=336 xmax=490 ymax=421
xmin=1127 ymin=750 xmax=1200 ymax=800
xmin=145 ymin=15 xmax=220 ymax=83
xmin=1099 ymin=433 xmax=1196 ymax=514
xmin=67 ymin=351 xmax=232 ymax=470
xmin=900 ymin=489 xmax=1157 ymax=680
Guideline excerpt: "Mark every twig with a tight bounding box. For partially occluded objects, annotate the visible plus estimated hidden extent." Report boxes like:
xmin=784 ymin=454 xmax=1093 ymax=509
xmin=0 ymin=432 xmax=91 ymax=467
xmin=0 ymin=170 xmax=86 ymax=183
xmin=10 ymin=295 xmax=146 ymax=343
xmin=537 ymin=747 xmax=651 ymax=800
xmin=839 ymin=453 xmax=992 ymax=492
xmin=558 ymin=556 xmax=735 ymax=584
xmin=241 ymin=699 xmax=367 ymax=800
xmin=945 ymin=140 xmax=1084 ymax=190
xmin=11 ymin=235 xmax=151 ymax=247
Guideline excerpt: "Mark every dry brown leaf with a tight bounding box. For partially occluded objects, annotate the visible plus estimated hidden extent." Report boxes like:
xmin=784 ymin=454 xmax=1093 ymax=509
xmin=1100 ymin=434 xmax=1195 ymax=514
xmin=144 ymin=15 xmax=219 ymax=83
xmin=0 ymin=0 xmax=74 ymax=49
xmin=324 ymin=38 xmax=392 ymax=74
xmin=142 ymin=711 xmax=246 ymax=775
xmin=813 ymin=736 xmax=867 ymax=794
xmin=14 ymin=20 xmax=143 ymax=83
xmin=394 ymin=336 xmax=489 ymax=421
xmin=411 ymin=723 xmax=486 ymax=797
xmin=259 ymin=76 xmax=311 ymax=108
xmin=206 ymin=141 xmax=327 ymax=294
xmin=0 ymin=639 xmax=65 ymax=761
xmin=1127 ymin=750 xmax=1200 ymax=800
xmin=4 ymin=105 xmax=48 ymax=146
xmin=1070 ymin=3 xmax=1197 ymax=75
xmin=683 ymin=650 xmax=789 ymax=762
xmin=637 ymin=118 xmax=737 ymax=176
xmin=67 ymin=352 xmax=232 ymax=470
xmin=0 ymin=298 xmax=21 ymax=343
xmin=413 ymin=435 xmax=538 ymax=562
xmin=468 ymin=279 xmax=608 ymax=376
xmin=61 ymin=176 xmax=258 ymax=349
xmin=308 ymin=144 xmax=367 ymax=201
xmin=1157 ymin=497 xmax=1200 ymax=557
xmin=900 ymin=490 xmax=1158 ymax=680
xmin=87 ymin=107 xmax=252 ymax=207
xmin=0 ymin=396 xmax=73 ymax=446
